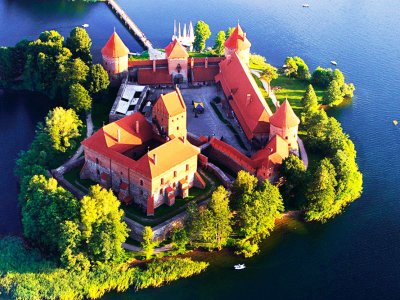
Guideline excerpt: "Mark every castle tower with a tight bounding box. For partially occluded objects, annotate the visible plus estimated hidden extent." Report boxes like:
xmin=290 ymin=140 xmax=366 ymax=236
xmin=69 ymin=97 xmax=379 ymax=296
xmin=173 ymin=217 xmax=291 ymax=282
xmin=269 ymin=100 xmax=300 ymax=151
xmin=224 ymin=24 xmax=252 ymax=65
xmin=101 ymin=31 xmax=130 ymax=79
xmin=164 ymin=39 xmax=189 ymax=84
xmin=152 ymin=87 xmax=187 ymax=140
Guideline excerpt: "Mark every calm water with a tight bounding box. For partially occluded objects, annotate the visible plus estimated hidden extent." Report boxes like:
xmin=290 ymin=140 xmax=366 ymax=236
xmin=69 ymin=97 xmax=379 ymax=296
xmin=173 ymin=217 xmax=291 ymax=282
xmin=1 ymin=0 xmax=399 ymax=299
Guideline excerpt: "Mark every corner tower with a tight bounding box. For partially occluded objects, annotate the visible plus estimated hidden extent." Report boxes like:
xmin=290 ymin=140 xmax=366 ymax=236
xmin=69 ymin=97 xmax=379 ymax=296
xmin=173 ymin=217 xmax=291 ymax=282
xmin=224 ymin=24 xmax=252 ymax=65
xmin=101 ymin=31 xmax=130 ymax=79
xmin=269 ymin=100 xmax=300 ymax=151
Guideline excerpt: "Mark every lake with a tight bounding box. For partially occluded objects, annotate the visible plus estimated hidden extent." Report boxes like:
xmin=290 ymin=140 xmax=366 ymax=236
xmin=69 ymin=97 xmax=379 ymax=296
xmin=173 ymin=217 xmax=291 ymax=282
xmin=0 ymin=0 xmax=399 ymax=298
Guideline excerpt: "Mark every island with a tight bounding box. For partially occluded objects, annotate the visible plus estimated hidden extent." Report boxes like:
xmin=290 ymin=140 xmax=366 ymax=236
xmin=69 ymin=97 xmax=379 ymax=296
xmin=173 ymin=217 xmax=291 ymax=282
xmin=0 ymin=10 xmax=362 ymax=300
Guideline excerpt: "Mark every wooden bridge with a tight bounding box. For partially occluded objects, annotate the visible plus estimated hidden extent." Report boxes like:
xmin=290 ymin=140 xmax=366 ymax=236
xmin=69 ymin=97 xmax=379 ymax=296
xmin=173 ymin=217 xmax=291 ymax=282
xmin=106 ymin=0 xmax=153 ymax=50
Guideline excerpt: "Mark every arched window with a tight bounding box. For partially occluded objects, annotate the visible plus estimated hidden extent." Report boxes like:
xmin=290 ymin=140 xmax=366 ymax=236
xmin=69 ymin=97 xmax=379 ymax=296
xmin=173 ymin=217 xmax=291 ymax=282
xmin=160 ymin=188 xmax=163 ymax=195
xmin=140 ymin=180 xmax=143 ymax=186
xmin=161 ymin=178 xmax=164 ymax=185
xmin=96 ymin=158 xmax=99 ymax=164
xmin=186 ymin=164 xmax=189 ymax=171
xmin=174 ymin=171 xmax=177 ymax=177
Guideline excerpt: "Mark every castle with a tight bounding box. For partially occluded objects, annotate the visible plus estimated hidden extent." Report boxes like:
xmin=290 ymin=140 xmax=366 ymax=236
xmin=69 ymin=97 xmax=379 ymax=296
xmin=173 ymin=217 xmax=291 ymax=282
xmin=86 ymin=23 xmax=300 ymax=215
xmin=81 ymin=88 xmax=205 ymax=216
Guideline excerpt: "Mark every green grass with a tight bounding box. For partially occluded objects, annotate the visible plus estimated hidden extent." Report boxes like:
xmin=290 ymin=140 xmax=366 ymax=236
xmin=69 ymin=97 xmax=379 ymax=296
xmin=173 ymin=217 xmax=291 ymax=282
xmin=249 ymin=54 xmax=269 ymax=71
xmin=251 ymin=74 xmax=276 ymax=113
xmin=64 ymin=167 xmax=96 ymax=192
xmin=188 ymin=51 xmax=218 ymax=58
xmin=270 ymin=75 xmax=325 ymax=115
xmin=129 ymin=51 xmax=150 ymax=61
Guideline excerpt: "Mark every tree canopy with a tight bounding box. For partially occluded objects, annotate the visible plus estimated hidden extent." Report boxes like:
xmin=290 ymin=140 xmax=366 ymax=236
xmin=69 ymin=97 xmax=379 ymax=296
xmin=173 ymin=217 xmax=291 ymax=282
xmin=66 ymin=27 xmax=92 ymax=64
xmin=68 ymin=83 xmax=92 ymax=112
xmin=87 ymin=63 xmax=110 ymax=94
xmin=44 ymin=107 xmax=82 ymax=152
xmin=213 ymin=30 xmax=226 ymax=56
xmin=193 ymin=21 xmax=211 ymax=52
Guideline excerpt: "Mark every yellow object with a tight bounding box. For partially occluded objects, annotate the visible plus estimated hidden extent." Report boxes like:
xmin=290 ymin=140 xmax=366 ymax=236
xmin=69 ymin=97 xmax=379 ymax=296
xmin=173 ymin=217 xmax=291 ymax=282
xmin=393 ymin=120 xmax=398 ymax=125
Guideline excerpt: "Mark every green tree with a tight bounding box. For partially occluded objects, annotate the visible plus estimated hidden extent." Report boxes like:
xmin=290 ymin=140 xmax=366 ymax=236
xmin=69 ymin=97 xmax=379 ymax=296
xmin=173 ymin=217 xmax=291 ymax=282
xmin=213 ymin=30 xmax=226 ymax=56
xmin=66 ymin=27 xmax=92 ymax=64
xmin=236 ymin=181 xmax=284 ymax=257
xmin=0 ymin=47 xmax=14 ymax=87
xmin=293 ymin=56 xmax=311 ymax=80
xmin=230 ymin=170 xmax=259 ymax=209
xmin=68 ymin=83 xmax=92 ymax=112
xmin=44 ymin=107 xmax=82 ymax=152
xmin=208 ymin=186 xmax=232 ymax=250
xmin=87 ymin=63 xmax=110 ymax=94
xmin=303 ymin=109 xmax=329 ymax=150
xmin=141 ymin=226 xmax=158 ymax=260
xmin=80 ymin=185 xmax=129 ymax=262
xmin=302 ymin=84 xmax=319 ymax=112
xmin=325 ymin=79 xmax=343 ymax=106
xmin=193 ymin=21 xmax=211 ymax=52
xmin=60 ymin=57 xmax=89 ymax=87
xmin=260 ymin=63 xmax=278 ymax=92
xmin=21 ymin=175 xmax=80 ymax=253
xmin=305 ymin=158 xmax=337 ymax=222
xmin=226 ymin=27 xmax=235 ymax=38
xmin=171 ymin=227 xmax=189 ymax=254
xmin=311 ymin=66 xmax=334 ymax=88
xmin=281 ymin=154 xmax=307 ymax=207
xmin=284 ymin=57 xmax=298 ymax=78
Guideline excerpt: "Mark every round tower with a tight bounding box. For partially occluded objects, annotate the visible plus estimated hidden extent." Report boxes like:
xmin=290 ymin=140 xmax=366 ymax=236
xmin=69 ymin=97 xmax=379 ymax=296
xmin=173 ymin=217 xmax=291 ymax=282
xmin=101 ymin=31 xmax=129 ymax=79
xmin=269 ymin=100 xmax=300 ymax=151
xmin=224 ymin=24 xmax=252 ymax=65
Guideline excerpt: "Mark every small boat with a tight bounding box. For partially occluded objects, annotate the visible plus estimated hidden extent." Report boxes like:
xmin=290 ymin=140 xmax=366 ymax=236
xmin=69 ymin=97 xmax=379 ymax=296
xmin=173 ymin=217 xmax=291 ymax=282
xmin=331 ymin=60 xmax=338 ymax=66
xmin=82 ymin=24 xmax=89 ymax=28
xmin=303 ymin=4 xmax=310 ymax=7
xmin=393 ymin=120 xmax=398 ymax=125
xmin=234 ymin=264 xmax=246 ymax=270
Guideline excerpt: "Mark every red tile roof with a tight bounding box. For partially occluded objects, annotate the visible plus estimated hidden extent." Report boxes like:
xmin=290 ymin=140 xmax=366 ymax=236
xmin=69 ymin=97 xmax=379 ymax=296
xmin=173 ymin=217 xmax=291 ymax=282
xmin=215 ymin=52 xmax=273 ymax=140
xmin=137 ymin=68 xmax=172 ymax=85
xmin=82 ymin=113 xmax=199 ymax=178
xmin=101 ymin=32 xmax=130 ymax=58
xmin=156 ymin=88 xmax=186 ymax=116
xmin=251 ymin=135 xmax=289 ymax=166
xmin=270 ymin=100 xmax=300 ymax=129
xmin=224 ymin=24 xmax=251 ymax=51
xmin=165 ymin=39 xmax=189 ymax=59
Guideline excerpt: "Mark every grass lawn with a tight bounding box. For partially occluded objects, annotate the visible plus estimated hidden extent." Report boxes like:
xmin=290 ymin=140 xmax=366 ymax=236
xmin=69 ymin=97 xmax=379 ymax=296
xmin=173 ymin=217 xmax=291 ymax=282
xmin=270 ymin=75 xmax=325 ymax=115
xmin=252 ymin=74 xmax=276 ymax=113
xmin=128 ymin=51 xmax=150 ymax=61
xmin=64 ymin=167 xmax=96 ymax=192
xmin=188 ymin=51 xmax=218 ymax=58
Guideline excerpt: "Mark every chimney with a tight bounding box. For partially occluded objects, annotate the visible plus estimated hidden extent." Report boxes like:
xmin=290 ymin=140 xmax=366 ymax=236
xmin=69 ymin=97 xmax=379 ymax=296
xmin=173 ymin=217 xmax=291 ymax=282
xmin=135 ymin=120 xmax=140 ymax=133
xmin=246 ymin=93 xmax=252 ymax=105
xmin=205 ymin=57 xmax=208 ymax=69
xmin=153 ymin=59 xmax=156 ymax=72
xmin=153 ymin=153 xmax=157 ymax=165
xmin=117 ymin=129 xmax=121 ymax=142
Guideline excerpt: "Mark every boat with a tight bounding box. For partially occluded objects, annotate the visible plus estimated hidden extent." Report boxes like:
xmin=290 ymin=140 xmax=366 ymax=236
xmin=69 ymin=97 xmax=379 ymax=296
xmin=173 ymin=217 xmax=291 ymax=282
xmin=303 ymin=4 xmax=310 ymax=7
xmin=331 ymin=60 xmax=338 ymax=66
xmin=82 ymin=24 xmax=89 ymax=28
xmin=393 ymin=120 xmax=398 ymax=125
xmin=234 ymin=264 xmax=246 ymax=270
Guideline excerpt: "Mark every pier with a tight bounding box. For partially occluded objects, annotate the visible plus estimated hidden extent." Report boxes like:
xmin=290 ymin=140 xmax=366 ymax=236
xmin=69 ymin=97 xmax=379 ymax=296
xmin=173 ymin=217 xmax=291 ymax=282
xmin=106 ymin=0 xmax=153 ymax=50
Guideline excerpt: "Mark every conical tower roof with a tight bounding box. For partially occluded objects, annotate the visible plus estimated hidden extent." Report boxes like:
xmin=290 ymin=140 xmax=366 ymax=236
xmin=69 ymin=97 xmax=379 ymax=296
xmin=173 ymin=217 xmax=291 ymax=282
xmin=164 ymin=39 xmax=189 ymax=59
xmin=270 ymin=100 xmax=300 ymax=128
xmin=101 ymin=32 xmax=130 ymax=58
xmin=224 ymin=24 xmax=251 ymax=51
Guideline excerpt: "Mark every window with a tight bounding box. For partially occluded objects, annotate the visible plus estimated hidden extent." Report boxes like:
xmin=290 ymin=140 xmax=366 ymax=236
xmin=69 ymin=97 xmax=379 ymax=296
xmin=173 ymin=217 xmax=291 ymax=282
xmin=285 ymin=136 xmax=288 ymax=140
xmin=96 ymin=158 xmax=99 ymax=164
xmin=140 ymin=180 xmax=143 ymax=186
xmin=177 ymin=126 xmax=179 ymax=130
xmin=173 ymin=182 xmax=176 ymax=188
xmin=185 ymin=175 xmax=188 ymax=180
xmin=160 ymin=188 xmax=163 ymax=195
xmin=161 ymin=178 xmax=164 ymax=185
xmin=174 ymin=171 xmax=177 ymax=177
xmin=186 ymin=164 xmax=189 ymax=171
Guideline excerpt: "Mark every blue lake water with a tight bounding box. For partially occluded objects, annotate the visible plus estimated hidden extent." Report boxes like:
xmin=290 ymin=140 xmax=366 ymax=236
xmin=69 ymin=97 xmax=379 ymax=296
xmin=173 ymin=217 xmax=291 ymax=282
xmin=0 ymin=0 xmax=399 ymax=298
